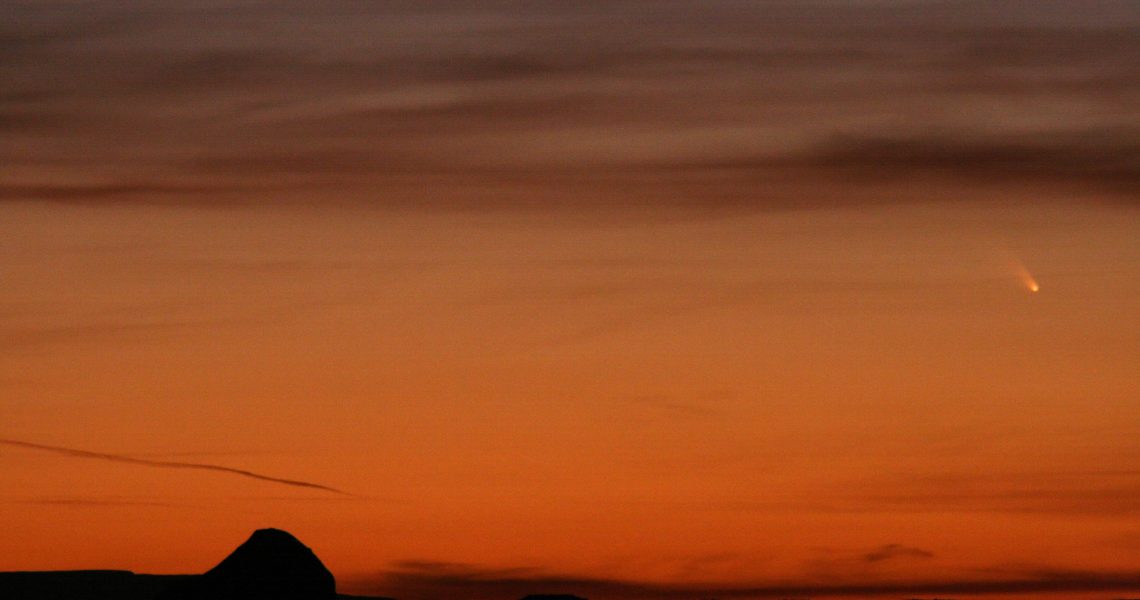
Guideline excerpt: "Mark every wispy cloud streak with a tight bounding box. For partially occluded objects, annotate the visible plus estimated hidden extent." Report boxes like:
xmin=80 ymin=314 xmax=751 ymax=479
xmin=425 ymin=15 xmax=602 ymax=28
xmin=0 ymin=438 xmax=346 ymax=495
xmin=3 ymin=1 xmax=1137 ymax=209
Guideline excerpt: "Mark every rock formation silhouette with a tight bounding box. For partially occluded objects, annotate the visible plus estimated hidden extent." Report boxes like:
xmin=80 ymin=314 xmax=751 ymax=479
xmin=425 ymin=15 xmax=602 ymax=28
xmin=163 ymin=528 xmax=336 ymax=600
xmin=1 ymin=529 xmax=394 ymax=600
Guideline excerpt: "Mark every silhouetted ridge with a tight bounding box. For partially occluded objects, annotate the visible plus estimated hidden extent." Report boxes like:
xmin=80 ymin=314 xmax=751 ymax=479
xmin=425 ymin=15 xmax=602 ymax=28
xmin=165 ymin=529 xmax=336 ymax=600
xmin=2 ymin=529 xmax=394 ymax=600
xmin=0 ymin=571 xmax=192 ymax=600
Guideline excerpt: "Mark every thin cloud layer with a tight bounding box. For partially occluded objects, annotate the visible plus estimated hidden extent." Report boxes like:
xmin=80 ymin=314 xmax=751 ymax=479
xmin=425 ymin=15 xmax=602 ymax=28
xmin=2 ymin=1 xmax=1137 ymax=208
xmin=0 ymin=438 xmax=347 ymax=495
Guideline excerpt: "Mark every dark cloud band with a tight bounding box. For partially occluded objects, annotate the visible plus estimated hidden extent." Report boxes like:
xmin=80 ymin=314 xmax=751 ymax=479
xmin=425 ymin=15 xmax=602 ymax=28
xmin=355 ymin=561 xmax=1140 ymax=600
xmin=0 ymin=438 xmax=346 ymax=495
xmin=3 ymin=1 xmax=1137 ymax=209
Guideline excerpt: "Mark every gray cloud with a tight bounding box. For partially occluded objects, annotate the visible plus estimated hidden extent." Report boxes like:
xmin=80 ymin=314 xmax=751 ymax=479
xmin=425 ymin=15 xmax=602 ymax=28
xmin=771 ymin=131 xmax=1140 ymax=194
xmin=2 ymin=1 xmax=1136 ymax=209
xmin=0 ymin=438 xmax=347 ymax=495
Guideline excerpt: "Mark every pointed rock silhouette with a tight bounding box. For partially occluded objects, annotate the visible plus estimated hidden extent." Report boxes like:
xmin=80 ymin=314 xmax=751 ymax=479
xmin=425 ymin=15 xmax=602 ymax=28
xmin=167 ymin=528 xmax=336 ymax=600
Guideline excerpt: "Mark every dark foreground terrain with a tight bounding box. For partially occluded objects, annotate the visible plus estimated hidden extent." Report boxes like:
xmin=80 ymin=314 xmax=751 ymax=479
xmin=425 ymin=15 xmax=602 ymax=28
xmin=0 ymin=528 xmax=391 ymax=600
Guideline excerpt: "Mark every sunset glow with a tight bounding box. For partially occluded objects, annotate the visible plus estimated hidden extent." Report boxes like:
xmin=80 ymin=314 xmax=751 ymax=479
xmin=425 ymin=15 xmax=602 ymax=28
xmin=2 ymin=2 xmax=1138 ymax=600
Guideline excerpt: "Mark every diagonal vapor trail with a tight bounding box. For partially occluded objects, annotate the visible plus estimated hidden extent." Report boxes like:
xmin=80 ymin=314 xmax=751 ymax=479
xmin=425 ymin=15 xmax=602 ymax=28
xmin=0 ymin=438 xmax=347 ymax=495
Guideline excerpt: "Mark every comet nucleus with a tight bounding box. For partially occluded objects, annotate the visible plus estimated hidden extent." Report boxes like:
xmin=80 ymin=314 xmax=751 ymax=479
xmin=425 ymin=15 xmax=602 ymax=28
xmin=1011 ymin=258 xmax=1040 ymax=293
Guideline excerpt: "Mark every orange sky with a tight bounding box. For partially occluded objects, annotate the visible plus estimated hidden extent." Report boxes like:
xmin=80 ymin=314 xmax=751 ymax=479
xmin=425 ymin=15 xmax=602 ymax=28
xmin=2 ymin=2 xmax=1139 ymax=599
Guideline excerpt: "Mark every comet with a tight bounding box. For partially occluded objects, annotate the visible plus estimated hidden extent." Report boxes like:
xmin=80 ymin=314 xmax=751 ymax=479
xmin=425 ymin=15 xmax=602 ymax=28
xmin=1011 ymin=258 xmax=1040 ymax=293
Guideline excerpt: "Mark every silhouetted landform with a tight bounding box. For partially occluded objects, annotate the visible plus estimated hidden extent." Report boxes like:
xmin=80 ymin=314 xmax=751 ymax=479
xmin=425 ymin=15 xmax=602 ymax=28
xmin=0 ymin=571 xmax=193 ymax=600
xmin=161 ymin=529 xmax=336 ymax=600
xmin=8 ymin=531 xmax=1140 ymax=600
xmin=0 ymin=529 xmax=390 ymax=600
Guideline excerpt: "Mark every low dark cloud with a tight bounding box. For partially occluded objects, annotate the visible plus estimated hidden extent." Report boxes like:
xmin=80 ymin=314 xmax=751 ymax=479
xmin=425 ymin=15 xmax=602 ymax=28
xmin=0 ymin=438 xmax=347 ymax=495
xmin=862 ymin=544 xmax=935 ymax=564
xmin=629 ymin=128 xmax=1140 ymax=208
xmin=774 ymin=131 xmax=1140 ymax=194
xmin=0 ymin=182 xmax=248 ymax=203
xmin=348 ymin=561 xmax=1140 ymax=600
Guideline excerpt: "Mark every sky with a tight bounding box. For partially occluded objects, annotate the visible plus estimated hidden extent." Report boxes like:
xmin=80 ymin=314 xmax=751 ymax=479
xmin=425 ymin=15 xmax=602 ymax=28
xmin=1 ymin=1 xmax=1139 ymax=598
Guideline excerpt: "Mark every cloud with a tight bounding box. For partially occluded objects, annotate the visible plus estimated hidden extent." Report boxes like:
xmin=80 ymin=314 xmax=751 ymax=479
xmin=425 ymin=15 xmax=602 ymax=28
xmin=0 ymin=319 xmax=248 ymax=354
xmin=0 ymin=183 xmax=247 ymax=203
xmin=702 ymin=468 xmax=1140 ymax=519
xmin=624 ymin=128 xmax=1140 ymax=210
xmin=3 ymin=2 xmax=1137 ymax=210
xmin=0 ymin=438 xmax=348 ymax=495
xmin=849 ymin=470 xmax=1140 ymax=517
xmin=772 ymin=131 xmax=1140 ymax=194
xmin=348 ymin=561 xmax=1140 ymax=600
xmin=862 ymin=544 xmax=935 ymax=564
xmin=627 ymin=391 xmax=734 ymax=419
xmin=4 ymin=496 xmax=176 ymax=508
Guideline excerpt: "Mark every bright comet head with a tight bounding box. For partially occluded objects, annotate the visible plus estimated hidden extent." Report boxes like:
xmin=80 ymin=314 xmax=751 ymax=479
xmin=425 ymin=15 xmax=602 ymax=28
xmin=1010 ymin=258 xmax=1040 ymax=293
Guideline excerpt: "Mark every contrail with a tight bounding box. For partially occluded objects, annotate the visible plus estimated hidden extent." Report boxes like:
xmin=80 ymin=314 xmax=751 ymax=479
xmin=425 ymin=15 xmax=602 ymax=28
xmin=0 ymin=438 xmax=347 ymax=495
